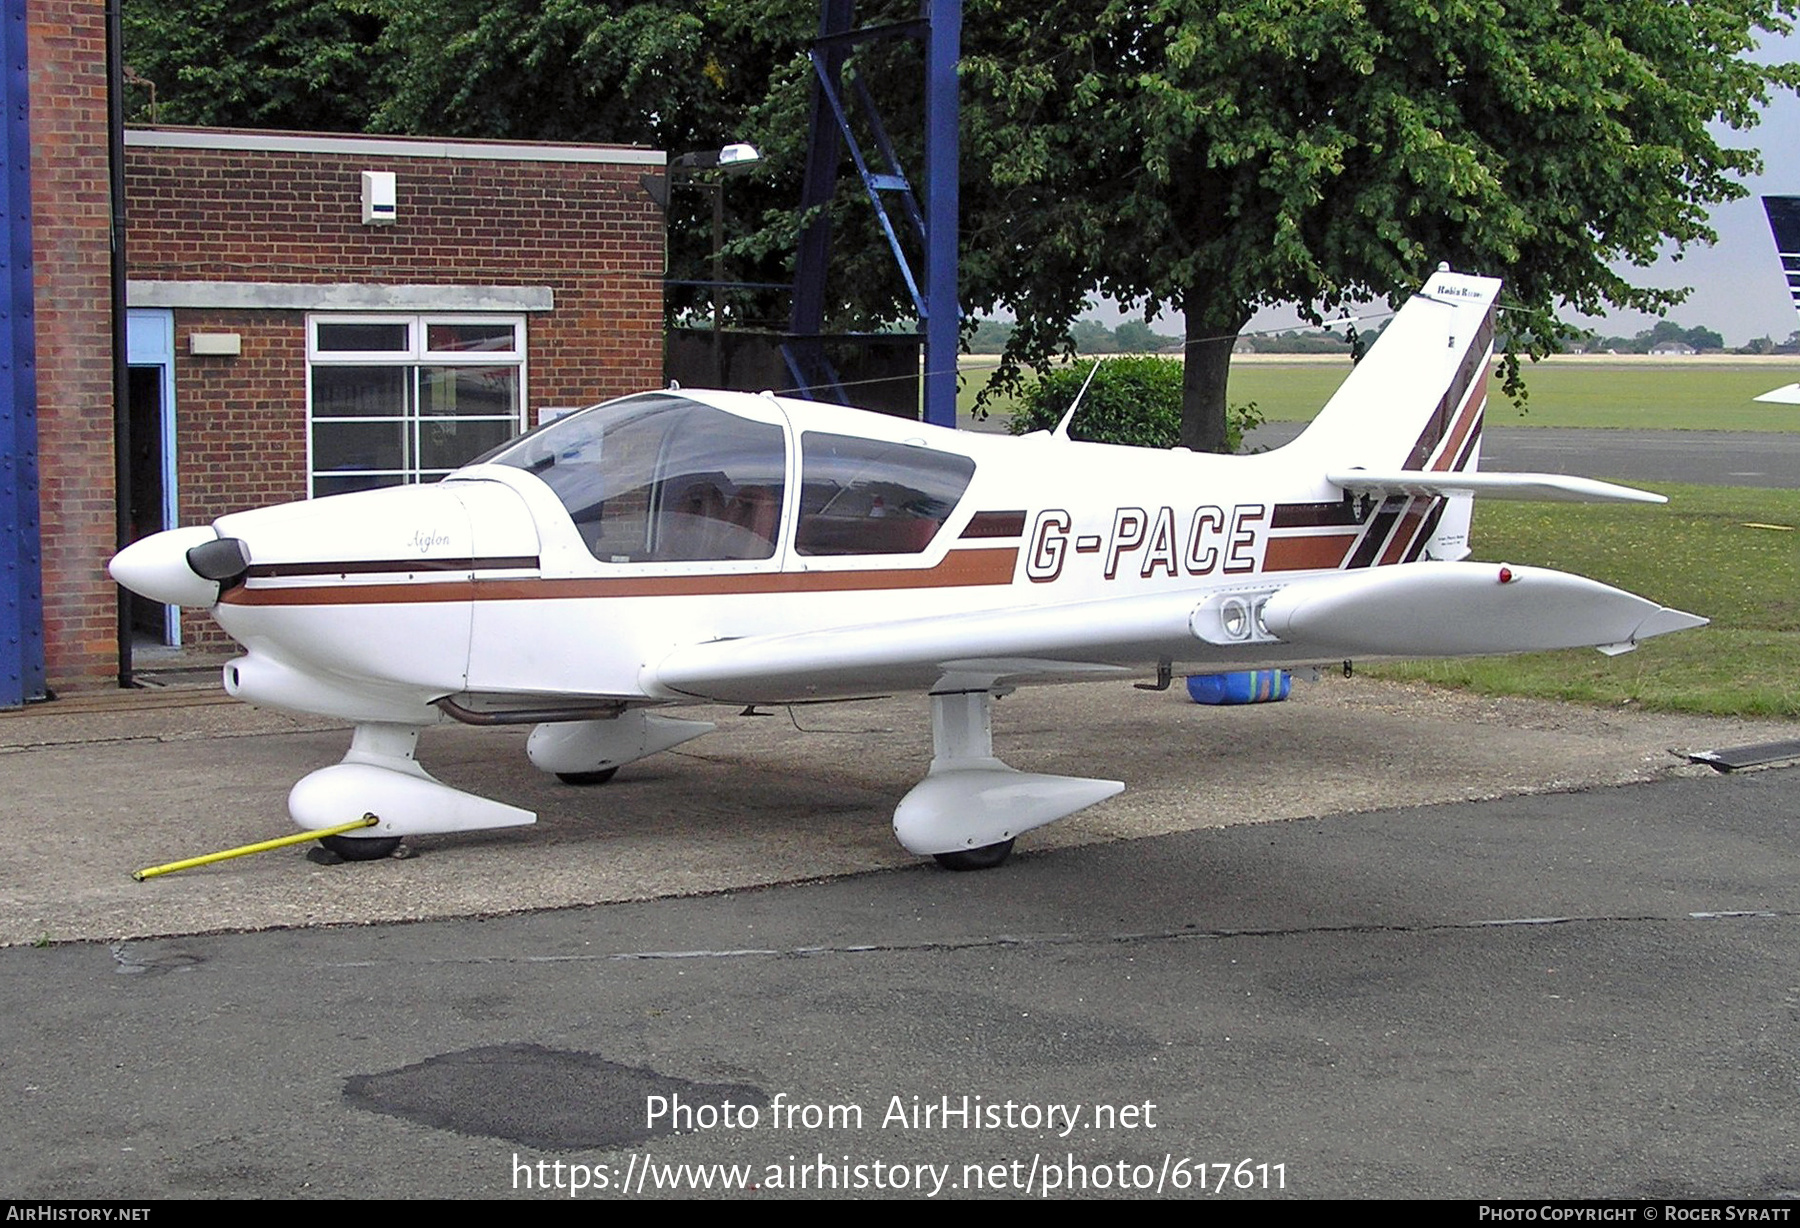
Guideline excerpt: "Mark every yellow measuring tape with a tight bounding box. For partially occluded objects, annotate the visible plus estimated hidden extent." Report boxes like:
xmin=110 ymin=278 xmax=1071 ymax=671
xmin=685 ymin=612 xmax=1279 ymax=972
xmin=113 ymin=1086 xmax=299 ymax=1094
xmin=132 ymin=814 xmax=381 ymax=881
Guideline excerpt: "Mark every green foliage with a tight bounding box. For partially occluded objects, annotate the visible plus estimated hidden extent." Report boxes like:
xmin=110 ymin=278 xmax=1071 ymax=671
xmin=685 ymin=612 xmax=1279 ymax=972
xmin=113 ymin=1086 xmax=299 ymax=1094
xmin=1006 ymin=357 xmax=1263 ymax=452
xmin=123 ymin=0 xmax=386 ymax=130
xmin=1112 ymin=319 xmax=1179 ymax=353
xmin=123 ymin=0 xmax=1799 ymax=443
xmin=966 ymin=319 xmax=1017 ymax=354
xmin=956 ymin=0 xmax=1800 ymax=446
xmin=1592 ymin=320 xmax=1731 ymax=353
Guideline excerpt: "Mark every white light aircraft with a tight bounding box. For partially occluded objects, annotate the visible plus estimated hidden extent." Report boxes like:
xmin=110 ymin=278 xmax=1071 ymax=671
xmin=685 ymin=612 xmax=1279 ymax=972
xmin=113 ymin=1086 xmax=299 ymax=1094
xmin=112 ymin=268 xmax=1706 ymax=869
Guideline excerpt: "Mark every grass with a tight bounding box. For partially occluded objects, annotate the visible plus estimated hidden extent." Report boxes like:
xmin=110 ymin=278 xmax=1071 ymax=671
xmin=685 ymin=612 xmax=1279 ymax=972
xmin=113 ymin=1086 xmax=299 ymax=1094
xmin=964 ymin=356 xmax=1800 ymax=433
xmin=1233 ymin=359 xmax=1800 ymax=432
xmin=1367 ymin=483 xmax=1800 ymax=719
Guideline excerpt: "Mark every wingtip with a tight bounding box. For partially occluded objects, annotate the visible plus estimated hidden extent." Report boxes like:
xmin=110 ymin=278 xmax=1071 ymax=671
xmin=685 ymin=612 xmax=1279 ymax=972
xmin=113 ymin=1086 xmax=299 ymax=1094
xmin=1635 ymin=608 xmax=1709 ymax=641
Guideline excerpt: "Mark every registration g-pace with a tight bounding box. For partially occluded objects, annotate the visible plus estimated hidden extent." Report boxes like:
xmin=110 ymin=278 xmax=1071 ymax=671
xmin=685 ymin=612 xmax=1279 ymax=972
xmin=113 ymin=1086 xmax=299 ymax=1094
xmin=111 ymin=269 xmax=1705 ymax=869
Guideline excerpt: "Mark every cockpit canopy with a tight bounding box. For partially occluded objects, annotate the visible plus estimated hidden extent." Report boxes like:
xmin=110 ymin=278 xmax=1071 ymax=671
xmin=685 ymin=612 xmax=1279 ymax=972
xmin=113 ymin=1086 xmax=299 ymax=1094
xmin=478 ymin=393 xmax=976 ymax=564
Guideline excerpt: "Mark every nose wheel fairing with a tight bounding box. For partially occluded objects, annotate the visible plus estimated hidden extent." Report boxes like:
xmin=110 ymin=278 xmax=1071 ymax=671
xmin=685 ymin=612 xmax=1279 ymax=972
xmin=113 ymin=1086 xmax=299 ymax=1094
xmin=288 ymin=723 xmax=536 ymax=840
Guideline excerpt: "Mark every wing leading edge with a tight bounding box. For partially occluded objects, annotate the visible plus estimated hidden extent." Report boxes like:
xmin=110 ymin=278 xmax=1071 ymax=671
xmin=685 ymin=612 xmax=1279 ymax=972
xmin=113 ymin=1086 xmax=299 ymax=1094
xmin=649 ymin=562 xmax=1705 ymax=705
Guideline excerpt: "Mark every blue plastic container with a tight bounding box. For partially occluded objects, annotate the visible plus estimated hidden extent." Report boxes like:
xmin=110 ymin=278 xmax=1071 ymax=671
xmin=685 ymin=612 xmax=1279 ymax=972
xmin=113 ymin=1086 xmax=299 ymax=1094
xmin=1185 ymin=670 xmax=1292 ymax=705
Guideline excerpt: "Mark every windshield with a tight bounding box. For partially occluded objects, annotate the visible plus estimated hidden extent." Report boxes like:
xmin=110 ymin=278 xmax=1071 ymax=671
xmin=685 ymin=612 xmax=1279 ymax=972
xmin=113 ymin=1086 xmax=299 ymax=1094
xmin=483 ymin=394 xmax=786 ymax=563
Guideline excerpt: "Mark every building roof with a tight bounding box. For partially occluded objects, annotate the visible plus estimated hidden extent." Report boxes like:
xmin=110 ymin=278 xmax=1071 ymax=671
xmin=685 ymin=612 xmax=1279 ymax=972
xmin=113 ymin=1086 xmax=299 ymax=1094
xmin=125 ymin=126 xmax=664 ymax=167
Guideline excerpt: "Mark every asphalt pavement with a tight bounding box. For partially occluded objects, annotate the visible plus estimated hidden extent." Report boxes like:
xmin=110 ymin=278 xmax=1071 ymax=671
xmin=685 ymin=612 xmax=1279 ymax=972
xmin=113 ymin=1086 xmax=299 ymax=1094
xmin=3 ymin=679 xmax=1799 ymax=1199
xmin=4 ymin=768 xmax=1796 ymax=1199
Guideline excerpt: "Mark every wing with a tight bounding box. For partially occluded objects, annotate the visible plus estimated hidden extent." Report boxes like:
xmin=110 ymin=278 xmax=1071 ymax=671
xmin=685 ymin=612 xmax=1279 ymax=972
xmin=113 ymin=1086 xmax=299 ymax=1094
xmin=1326 ymin=470 xmax=1666 ymax=504
xmin=649 ymin=561 xmax=1705 ymax=704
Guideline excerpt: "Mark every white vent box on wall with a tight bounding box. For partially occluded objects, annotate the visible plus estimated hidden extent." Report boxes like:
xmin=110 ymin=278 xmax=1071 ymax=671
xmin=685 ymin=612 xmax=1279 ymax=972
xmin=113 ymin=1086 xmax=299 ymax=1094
xmin=362 ymin=172 xmax=397 ymax=225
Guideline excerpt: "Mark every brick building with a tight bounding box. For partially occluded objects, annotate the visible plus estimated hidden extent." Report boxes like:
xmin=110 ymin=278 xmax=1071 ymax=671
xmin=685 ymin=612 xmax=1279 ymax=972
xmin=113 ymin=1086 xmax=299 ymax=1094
xmin=17 ymin=0 xmax=667 ymax=696
xmin=121 ymin=128 xmax=667 ymax=656
xmin=15 ymin=0 xmax=668 ymax=695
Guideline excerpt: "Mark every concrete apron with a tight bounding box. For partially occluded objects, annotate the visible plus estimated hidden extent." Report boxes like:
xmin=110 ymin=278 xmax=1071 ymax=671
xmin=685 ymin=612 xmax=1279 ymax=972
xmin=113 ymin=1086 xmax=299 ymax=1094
xmin=3 ymin=676 xmax=1795 ymax=945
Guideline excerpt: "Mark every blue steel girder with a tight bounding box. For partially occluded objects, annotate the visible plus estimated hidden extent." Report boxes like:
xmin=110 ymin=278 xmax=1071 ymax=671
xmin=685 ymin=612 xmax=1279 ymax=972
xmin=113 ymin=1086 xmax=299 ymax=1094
xmin=788 ymin=0 xmax=960 ymax=427
xmin=1 ymin=0 xmax=44 ymax=706
xmin=808 ymin=46 xmax=928 ymax=319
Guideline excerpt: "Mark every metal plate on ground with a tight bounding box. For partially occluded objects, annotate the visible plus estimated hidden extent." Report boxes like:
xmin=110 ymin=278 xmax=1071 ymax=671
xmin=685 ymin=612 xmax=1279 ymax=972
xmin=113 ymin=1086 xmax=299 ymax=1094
xmin=1689 ymin=740 xmax=1800 ymax=772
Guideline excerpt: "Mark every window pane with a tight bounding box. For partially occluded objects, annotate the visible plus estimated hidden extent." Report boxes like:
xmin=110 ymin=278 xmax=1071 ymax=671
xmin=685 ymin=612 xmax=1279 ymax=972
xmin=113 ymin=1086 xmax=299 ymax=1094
xmin=313 ymin=366 xmax=410 ymax=418
xmin=312 ymin=419 xmax=409 ymax=474
xmin=426 ymin=322 xmax=517 ymax=354
xmin=419 ymin=417 xmax=518 ymax=471
xmin=420 ymin=365 xmax=517 ymax=418
xmin=316 ymin=322 xmax=408 ymax=352
xmin=313 ymin=472 xmax=405 ymax=498
xmin=796 ymin=432 xmax=975 ymax=556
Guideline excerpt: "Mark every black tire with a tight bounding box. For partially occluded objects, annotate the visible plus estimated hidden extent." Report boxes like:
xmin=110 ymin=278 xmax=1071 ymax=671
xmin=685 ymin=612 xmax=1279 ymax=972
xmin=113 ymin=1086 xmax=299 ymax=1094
xmin=556 ymin=767 xmax=620 ymax=786
xmin=932 ymin=838 xmax=1015 ymax=872
xmin=319 ymin=834 xmax=403 ymax=861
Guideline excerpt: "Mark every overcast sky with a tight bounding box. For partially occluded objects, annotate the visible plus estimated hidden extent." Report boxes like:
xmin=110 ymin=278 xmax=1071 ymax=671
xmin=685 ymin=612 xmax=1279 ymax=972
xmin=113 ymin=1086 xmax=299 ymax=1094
xmin=1114 ymin=27 xmax=1800 ymax=347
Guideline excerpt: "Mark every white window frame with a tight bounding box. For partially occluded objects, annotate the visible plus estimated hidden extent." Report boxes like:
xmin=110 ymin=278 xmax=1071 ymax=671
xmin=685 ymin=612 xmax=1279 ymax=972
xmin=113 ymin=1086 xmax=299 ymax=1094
xmin=305 ymin=313 xmax=529 ymax=497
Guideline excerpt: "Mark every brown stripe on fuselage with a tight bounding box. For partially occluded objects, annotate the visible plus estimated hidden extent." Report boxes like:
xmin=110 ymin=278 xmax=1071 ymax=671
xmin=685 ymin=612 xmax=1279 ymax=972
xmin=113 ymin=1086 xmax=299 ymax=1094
xmin=1377 ymin=503 xmax=1428 ymax=566
xmin=220 ymin=547 xmax=1021 ymax=607
xmin=959 ymin=510 xmax=1028 ymax=539
xmin=1347 ymin=499 xmax=1407 ymax=570
xmin=246 ymin=556 xmax=539 ymax=579
xmin=1452 ymin=418 xmax=1483 ymax=474
xmin=1263 ymin=533 xmax=1358 ymax=572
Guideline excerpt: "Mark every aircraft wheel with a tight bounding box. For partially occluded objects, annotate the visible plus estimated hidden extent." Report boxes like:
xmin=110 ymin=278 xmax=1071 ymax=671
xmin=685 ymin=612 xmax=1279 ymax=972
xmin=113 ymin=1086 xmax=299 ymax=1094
xmin=556 ymin=767 xmax=620 ymax=786
xmin=319 ymin=835 xmax=403 ymax=861
xmin=932 ymin=839 xmax=1015 ymax=872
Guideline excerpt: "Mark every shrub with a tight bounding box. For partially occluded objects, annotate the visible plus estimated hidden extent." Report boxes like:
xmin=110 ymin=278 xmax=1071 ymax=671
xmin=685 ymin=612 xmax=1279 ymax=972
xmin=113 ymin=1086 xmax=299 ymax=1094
xmin=1006 ymin=357 xmax=1263 ymax=453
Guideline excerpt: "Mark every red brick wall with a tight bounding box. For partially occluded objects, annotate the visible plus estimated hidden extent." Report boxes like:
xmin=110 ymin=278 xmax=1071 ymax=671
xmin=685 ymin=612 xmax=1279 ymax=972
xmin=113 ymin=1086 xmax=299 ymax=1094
xmin=166 ymin=312 xmax=309 ymax=652
xmin=126 ymin=137 xmax=666 ymax=410
xmin=29 ymin=0 xmax=117 ymax=690
xmin=170 ymin=311 xmax=309 ymax=525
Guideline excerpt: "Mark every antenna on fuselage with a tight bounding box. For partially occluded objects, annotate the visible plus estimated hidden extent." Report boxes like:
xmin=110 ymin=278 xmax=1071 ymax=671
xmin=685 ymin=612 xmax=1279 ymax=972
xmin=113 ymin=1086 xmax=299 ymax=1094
xmin=1052 ymin=359 xmax=1106 ymax=440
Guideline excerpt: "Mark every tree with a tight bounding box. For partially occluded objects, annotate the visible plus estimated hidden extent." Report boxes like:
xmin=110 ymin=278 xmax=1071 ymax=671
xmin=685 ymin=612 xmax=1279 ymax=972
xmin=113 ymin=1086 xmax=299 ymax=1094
xmin=122 ymin=0 xmax=386 ymax=131
xmin=957 ymin=0 xmax=1800 ymax=449
xmin=1114 ymin=319 xmax=1175 ymax=353
xmin=124 ymin=0 xmax=1799 ymax=450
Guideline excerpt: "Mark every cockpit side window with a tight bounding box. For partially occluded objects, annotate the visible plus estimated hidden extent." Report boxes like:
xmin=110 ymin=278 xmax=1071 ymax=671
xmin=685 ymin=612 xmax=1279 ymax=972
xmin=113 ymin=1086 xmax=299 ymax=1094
xmin=485 ymin=395 xmax=786 ymax=563
xmin=795 ymin=432 xmax=975 ymax=556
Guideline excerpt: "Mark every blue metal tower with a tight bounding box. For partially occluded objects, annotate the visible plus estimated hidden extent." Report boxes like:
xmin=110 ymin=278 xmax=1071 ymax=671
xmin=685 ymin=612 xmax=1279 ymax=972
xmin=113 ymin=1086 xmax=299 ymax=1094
xmin=785 ymin=0 xmax=961 ymax=428
xmin=1 ymin=0 xmax=44 ymax=707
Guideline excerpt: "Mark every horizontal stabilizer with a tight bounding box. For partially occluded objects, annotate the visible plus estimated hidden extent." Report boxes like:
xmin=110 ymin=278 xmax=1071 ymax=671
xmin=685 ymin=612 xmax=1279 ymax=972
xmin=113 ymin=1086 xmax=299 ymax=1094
xmin=1327 ymin=470 xmax=1666 ymax=504
xmin=1754 ymin=383 xmax=1800 ymax=405
xmin=1258 ymin=562 xmax=1706 ymax=657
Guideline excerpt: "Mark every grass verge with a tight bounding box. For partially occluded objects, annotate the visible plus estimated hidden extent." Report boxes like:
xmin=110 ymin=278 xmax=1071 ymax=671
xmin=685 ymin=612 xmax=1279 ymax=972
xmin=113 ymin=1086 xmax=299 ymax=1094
xmin=1367 ymin=483 xmax=1800 ymax=719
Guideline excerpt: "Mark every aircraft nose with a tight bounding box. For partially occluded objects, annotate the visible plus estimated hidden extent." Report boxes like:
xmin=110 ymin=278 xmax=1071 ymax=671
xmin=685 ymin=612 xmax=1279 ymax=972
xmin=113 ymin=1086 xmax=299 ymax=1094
xmin=109 ymin=526 xmax=250 ymax=607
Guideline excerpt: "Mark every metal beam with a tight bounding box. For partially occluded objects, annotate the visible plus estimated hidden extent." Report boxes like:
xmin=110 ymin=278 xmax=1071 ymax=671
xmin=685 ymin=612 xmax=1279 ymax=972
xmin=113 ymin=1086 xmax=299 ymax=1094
xmin=786 ymin=0 xmax=961 ymax=427
xmin=1 ymin=0 xmax=44 ymax=707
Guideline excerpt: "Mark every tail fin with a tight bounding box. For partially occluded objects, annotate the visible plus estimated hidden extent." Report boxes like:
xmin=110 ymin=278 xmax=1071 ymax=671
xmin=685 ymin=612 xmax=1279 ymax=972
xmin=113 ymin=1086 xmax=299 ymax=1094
xmin=1289 ymin=267 xmax=1500 ymax=473
xmin=1287 ymin=267 xmax=1500 ymax=559
xmin=1758 ymin=197 xmax=1800 ymax=404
